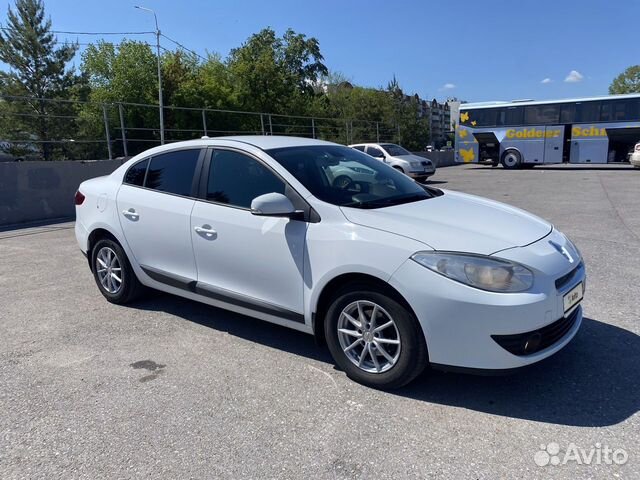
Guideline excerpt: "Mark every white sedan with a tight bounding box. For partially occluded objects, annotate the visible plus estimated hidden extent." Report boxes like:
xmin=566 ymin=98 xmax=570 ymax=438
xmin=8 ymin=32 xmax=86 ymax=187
xmin=75 ymin=136 xmax=585 ymax=389
xmin=349 ymin=142 xmax=435 ymax=182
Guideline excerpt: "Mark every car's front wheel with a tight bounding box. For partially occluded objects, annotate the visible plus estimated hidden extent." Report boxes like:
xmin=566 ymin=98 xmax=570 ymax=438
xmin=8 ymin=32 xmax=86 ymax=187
xmin=324 ymin=284 xmax=428 ymax=389
xmin=91 ymin=238 xmax=143 ymax=304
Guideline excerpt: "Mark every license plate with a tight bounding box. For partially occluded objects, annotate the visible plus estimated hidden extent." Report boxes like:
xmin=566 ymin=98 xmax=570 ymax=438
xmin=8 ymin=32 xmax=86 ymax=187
xmin=563 ymin=282 xmax=584 ymax=312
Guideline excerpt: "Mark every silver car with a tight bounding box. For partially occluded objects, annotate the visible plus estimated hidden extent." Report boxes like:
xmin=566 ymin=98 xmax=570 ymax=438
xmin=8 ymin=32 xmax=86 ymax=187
xmin=349 ymin=143 xmax=435 ymax=182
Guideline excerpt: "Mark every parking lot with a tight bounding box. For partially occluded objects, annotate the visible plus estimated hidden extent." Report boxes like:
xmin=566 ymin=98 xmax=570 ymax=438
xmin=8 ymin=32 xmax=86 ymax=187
xmin=1 ymin=163 xmax=638 ymax=479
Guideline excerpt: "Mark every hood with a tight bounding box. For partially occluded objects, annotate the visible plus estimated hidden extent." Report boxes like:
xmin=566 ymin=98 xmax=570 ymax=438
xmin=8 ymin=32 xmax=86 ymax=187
xmin=340 ymin=189 xmax=552 ymax=255
xmin=396 ymin=154 xmax=431 ymax=163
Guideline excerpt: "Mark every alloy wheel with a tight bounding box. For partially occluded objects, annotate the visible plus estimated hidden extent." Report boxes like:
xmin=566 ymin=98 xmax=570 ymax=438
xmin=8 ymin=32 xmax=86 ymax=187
xmin=337 ymin=300 xmax=401 ymax=373
xmin=96 ymin=246 xmax=123 ymax=294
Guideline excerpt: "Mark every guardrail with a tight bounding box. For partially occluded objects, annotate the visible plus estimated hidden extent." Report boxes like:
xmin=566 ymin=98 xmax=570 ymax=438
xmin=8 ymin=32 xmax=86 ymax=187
xmin=0 ymin=94 xmax=402 ymax=161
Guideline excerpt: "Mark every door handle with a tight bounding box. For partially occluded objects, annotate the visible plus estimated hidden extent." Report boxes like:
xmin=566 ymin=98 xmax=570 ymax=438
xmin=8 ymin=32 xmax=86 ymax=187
xmin=194 ymin=224 xmax=217 ymax=238
xmin=122 ymin=208 xmax=139 ymax=220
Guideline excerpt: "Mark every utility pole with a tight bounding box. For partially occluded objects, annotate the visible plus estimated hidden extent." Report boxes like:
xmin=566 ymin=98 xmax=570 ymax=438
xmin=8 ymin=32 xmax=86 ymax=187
xmin=135 ymin=6 xmax=165 ymax=145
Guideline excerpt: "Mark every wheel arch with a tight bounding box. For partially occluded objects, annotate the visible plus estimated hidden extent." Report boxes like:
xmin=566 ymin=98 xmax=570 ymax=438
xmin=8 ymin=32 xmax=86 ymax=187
xmin=86 ymin=227 xmax=123 ymax=270
xmin=312 ymin=272 xmax=422 ymax=346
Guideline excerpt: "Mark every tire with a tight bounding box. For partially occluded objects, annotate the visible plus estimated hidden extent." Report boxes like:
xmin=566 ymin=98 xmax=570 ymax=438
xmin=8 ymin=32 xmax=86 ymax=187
xmin=324 ymin=283 xmax=428 ymax=389
xmin=91 ymin=238 xmax=144 ymax=304
xmin=393 ymin=166 xmax=405 ymax=174
xmin=501 ymin=149 xmax=522 ymax=169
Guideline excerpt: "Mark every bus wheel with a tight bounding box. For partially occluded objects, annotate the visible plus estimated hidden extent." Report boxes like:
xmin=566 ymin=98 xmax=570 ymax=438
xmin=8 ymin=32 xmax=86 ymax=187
xmin=501 ymin=149 xmax=522 ymax=169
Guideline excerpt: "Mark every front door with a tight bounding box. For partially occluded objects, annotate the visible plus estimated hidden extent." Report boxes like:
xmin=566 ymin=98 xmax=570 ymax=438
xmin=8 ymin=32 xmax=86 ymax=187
xmin=190 ymin=149 xmax=307 ymax=322
xmin=117 ymin=148 xmax=203 ymax=282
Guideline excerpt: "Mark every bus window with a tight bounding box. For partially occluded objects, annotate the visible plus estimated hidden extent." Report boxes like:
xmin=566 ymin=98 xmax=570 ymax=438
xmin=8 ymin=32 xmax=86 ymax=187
xmin=495 ymin=108 xmax=506 ymax=126
xmin=560 ymin=103 xmax=576 ymax=123
xmin=524 ymin=105 xmax=559 ymax=125
xmin=600 ymin=99 xmax=640 ymax=122
xmin=575 ymin=101 xmax=601 ymax=122
xmin=504 ymin=106 xmax=523 ymax=126
xmin=474 ymin=109 xmax=498 ymax=126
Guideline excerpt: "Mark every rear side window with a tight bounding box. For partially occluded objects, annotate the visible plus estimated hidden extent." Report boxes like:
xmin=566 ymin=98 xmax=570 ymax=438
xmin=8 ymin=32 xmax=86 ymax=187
xmin=352 ymin=145 xmax=365 ymax=152
xmin=207 ymin=149 xmax=285 ymax=209
xmin=145 ymin=149 xmax=200 ymax=196
xmin=366 ymin=146 xmax=384 ymax=157
xmin=124 ymin=158 xmax=148 ymax=186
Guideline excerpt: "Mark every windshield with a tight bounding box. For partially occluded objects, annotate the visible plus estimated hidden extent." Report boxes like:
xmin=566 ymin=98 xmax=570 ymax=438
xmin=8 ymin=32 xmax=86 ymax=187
xmin=266 ymin=145 xmax=439 ymax=209
xmin=380 ymin=144 xmax=410 ymax=156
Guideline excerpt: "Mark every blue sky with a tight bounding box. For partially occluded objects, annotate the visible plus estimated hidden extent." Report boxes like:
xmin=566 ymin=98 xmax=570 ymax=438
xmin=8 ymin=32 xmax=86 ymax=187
xmin=3 ymin=0 xmax=639 ymax=102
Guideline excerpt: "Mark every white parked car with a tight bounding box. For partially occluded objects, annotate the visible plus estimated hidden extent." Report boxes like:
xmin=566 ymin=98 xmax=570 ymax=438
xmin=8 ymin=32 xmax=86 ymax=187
xmin=75 ymin=136 xmax=585 ymax=389
xmin=349 ymin=143 xmax=435 ymax=182
xmin=630 ymin=142 xmax=640 ymax=168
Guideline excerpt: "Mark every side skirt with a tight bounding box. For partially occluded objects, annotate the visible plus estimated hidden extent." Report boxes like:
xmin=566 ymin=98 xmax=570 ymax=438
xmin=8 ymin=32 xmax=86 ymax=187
xmin=139 ymin=265 xmax=305 ymax=324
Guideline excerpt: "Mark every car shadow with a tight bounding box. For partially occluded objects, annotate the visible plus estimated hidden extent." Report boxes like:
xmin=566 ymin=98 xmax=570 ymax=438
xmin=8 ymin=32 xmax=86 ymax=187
xmin=133 ymin=294 xmax=639 ymax=427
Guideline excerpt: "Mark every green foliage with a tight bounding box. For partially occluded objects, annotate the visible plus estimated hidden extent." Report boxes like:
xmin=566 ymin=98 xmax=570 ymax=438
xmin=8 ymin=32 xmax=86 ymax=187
xmin=227 ymin=27 xmax=328 ymax=114
xmin=0 ymin=2 xmax=431 ymax=158
xmin=609 ymin=66 xmax=640 ymax=95
xmin=0 ymin=0 xmax=78 ymax=159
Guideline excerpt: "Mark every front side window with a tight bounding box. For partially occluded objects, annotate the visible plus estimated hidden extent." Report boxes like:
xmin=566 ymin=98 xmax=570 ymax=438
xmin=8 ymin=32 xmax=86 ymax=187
xmin=145 ymin=149 xmax=200 ymax=196
xmin=207 ymin=149 xmax=285 ymax=209
xmin=266 ymin=145 xmax=438 ymax=209
xmin=380 ymin=144 xmax=411 ymax=156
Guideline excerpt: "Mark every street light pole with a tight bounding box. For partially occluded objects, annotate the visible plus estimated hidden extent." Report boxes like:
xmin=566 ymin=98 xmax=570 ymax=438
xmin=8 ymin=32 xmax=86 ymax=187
xmin=135 ymin=5 xmax=165 ymax=145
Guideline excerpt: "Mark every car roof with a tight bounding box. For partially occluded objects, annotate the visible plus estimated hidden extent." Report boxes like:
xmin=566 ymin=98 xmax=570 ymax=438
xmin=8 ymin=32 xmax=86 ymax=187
xmin=136 ymin=135 xmax=338 ymax=158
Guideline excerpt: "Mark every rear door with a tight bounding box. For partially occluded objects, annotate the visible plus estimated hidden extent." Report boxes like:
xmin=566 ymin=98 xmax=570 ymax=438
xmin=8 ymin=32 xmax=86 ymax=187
xmin=117 ymin=148 xmax=204 ymax=283
xmin=543 ymin=125 xmax=564 ymax=164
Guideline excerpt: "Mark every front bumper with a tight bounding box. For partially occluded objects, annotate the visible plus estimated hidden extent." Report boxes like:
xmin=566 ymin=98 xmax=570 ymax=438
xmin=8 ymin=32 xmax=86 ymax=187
xmin=408 ymin=170 xmax=435 ymax=181
xmin=389 ymin=234 xmax=585 ymax=370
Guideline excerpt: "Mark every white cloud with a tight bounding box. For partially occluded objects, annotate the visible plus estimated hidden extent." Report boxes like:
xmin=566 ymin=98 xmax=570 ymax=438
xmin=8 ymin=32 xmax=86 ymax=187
xmin=541 ymin=78 xmax=552 ymax=84
xmin=441 ymin=83 xmax=456 ymax=90
xmin=564 ymin=70 xmax=584 ymax=83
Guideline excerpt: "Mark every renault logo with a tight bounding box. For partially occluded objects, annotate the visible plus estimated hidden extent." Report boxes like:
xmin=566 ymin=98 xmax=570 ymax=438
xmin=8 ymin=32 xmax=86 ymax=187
xmin=549 ymin=241 xmax=574 ymax=263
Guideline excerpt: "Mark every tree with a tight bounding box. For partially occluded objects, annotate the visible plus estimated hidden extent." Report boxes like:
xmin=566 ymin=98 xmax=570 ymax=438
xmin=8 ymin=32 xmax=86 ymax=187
xmin=227 ymin=28 xmax=327 ymax=114
xmin=80 ymin=40 xmax=159 ymax=156
xmin=0 ymin=0 xmax=78 ymax=159
xmin=609 ymin=66 xmax=640 ymax=94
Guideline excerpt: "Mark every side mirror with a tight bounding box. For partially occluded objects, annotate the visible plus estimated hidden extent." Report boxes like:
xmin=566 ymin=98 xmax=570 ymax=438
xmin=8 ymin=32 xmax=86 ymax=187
xmin=251 ymin=193 xmax=304 ymax=220
xmin=375 ymin=153 xmax=385 ymax=160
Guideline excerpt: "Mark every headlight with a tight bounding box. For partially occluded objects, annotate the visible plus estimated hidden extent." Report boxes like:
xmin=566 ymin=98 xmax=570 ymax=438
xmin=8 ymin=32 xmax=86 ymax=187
xmin=411 ymin=252 xmax=534 ymax=292
xmin=410 ymin=161 xmax=421 ymax=168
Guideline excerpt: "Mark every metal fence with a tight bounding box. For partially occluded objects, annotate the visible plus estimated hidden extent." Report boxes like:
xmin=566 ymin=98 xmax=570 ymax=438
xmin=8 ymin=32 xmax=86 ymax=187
xmin=0 ymin=94 xmax=401 ymax=161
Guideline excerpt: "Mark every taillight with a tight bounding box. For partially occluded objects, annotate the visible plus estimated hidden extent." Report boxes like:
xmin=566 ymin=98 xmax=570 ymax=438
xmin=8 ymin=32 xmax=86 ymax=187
xmin=74 ymin=190 xmax=85 ymax=205
xmin=635 ymin=144 xmax=640 ymax=152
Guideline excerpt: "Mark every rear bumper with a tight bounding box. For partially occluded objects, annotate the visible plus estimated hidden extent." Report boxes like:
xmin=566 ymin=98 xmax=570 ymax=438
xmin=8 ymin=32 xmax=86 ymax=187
xmin=630 ymin=153 xmax=640 ymax=167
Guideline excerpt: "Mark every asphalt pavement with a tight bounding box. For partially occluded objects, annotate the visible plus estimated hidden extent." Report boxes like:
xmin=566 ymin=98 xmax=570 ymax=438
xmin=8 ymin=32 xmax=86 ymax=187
xmin=1 ymin=163 xmax=638 ymax=479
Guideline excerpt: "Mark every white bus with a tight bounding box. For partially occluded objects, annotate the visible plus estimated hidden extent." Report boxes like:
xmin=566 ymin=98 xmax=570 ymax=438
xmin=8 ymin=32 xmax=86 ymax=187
xmin=455 ymin=93 xmax=640 ymax=168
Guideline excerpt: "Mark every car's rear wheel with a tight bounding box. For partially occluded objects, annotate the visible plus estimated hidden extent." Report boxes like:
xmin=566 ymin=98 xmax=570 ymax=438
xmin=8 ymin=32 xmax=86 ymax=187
xmin=91 ymin=238 xmax=143 ymax=304
xmin=501 ymin=149 xmax=522 ymax=169
xmin=324 ymin=284 xmax=428 ymax=389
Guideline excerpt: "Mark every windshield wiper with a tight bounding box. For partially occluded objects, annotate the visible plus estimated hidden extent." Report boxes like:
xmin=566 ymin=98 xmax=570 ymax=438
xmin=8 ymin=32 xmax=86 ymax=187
xmin=353 ymin=193 xmax=430 ymax=209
